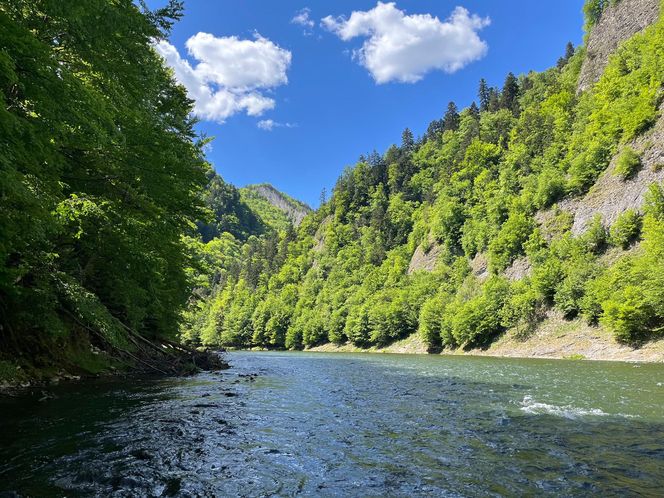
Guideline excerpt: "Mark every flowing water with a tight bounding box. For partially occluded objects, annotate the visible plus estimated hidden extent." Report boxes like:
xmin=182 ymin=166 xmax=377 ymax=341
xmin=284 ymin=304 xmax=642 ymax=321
xmin=1 ymin=351 xmax=663 ymax=497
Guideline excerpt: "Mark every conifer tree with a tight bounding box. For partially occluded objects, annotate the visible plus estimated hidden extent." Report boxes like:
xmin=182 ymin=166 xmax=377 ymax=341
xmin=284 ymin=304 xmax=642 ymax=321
xmin=501 ymin=72 xmax=520 ymax=115
xmin=478 ymin=78 xmax=490 ymax=111
xmin=401 ymin=128 xmax=415 ymax=152
xmin=442 ymin=101 xmax=460 ymax=132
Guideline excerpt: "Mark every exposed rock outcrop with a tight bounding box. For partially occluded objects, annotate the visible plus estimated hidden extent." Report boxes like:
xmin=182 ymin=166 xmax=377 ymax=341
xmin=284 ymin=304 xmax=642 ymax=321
xmin=470 ymin=253 xmax=489 ymax=281
xmin=407 ymin=242 xmax=443 ymax=274
xmin=554 ymin=102 xmax=664 ymax=235
xmin=504 ymin=256 xmax=532 ymax=282
xmin=577 ymin=0 xmax=660 ymax=93
xmin=246 ymin=184 xmax=312 ymax=226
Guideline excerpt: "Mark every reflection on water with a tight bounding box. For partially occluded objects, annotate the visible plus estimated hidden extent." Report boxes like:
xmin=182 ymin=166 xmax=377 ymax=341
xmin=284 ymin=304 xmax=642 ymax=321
xmin=1 ymin=352 xmax=663 ymax=496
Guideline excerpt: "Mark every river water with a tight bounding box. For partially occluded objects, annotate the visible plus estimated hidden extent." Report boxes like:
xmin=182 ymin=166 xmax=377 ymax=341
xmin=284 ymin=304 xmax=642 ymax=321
xmin=1 ymin=351 xmax=663 ymax=497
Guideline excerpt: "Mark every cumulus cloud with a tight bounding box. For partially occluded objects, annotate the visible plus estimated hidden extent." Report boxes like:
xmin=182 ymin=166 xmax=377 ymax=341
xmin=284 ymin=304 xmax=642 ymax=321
xmin=321 ymin=2 xmax=490 ymax=84
xmin=155 ymin=33 xmax=292 ymax=123
xmin=292 ymin=7 xmax=315 ymax=35
xmin=257 ymin=119 xmax=297 ymax=131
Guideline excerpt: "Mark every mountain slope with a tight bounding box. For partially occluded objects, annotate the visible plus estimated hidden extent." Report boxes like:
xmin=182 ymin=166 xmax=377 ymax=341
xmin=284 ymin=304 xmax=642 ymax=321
xmin=240 ymin=184 xmax=312 ymax=232
xmin=183 ymin=0 xmax=664 ymax=356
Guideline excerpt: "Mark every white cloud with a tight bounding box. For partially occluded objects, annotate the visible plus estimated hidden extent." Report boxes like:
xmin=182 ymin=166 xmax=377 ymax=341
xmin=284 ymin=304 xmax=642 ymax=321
xmin=155 ymin=32 xmax=292 ymax=123
xmin=292 ymin=7 xmax=315 ymax=35
xmin=257 ymin=119 xmax=297 ymax=131
xmin=322 ymin=2 xmax=490 ymax=84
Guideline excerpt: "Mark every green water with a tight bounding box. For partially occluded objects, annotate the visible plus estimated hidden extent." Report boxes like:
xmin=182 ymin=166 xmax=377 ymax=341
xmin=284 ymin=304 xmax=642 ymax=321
xmin=1 ymin=352 xmax=663 ymax=496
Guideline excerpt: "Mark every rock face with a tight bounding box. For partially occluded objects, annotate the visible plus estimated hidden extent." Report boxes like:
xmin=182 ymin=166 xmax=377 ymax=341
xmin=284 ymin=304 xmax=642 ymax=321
xmin=247 ymin=184 xmax=312 ymax=227
xmin=577 ymin=0 xmax=660 ymax=93
xmin=407 ymin=242 xmax=443 ymax=274
xmin=504 ymin=256 xmax=532 ymax=282
xmin=557 ymin=102 xmax=664 ymax=235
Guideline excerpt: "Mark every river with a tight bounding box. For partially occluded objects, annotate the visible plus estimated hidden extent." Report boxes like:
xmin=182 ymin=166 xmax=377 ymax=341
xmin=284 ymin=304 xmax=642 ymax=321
xmin=1 ymin=351 xmax=663 ymax=496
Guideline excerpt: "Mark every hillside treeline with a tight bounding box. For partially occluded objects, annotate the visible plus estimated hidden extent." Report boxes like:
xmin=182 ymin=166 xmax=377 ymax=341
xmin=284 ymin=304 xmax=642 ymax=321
xmin=184 ymin=4 xmax=664 ymax=351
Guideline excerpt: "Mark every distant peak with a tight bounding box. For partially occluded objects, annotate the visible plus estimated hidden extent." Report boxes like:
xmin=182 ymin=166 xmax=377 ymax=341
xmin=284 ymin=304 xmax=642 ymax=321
xmin=241 ymin=184 xmax=311 ymax=229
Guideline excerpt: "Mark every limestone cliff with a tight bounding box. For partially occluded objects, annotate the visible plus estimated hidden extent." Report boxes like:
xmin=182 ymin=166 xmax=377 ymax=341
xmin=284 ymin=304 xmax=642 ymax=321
xmin=577 ymin=0 xmax=660 ymax=92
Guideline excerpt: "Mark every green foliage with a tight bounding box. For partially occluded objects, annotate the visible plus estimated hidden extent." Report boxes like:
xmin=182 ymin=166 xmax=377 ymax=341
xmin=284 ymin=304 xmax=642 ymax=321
xmin=585 ymin=216 xmax=664 ymax=342
xmin=584 ymin=0 xmax=620 ymax=30
xmin=614 ymin=147 xmax=641 ymax=180
xmin=501 ymin=280 xmax=546 ymax=337
xmin=183 ymin=8 xmax=664 ymax=353
xmin=489 ymin=213 xmax=534 ymax=272
xmin=610 ymin=209 xmax=642 ymax=249
xmin=441 ymin=277 xmax=510 ymax=347
xmin=418 ymin=296 xmax=444 ymax=350
xmin=198 ymin=174 xmax=266 ymax=242
xmin=0 ymin=0 xmax=208 ymax=368
xmin=240 ymin=184 xmax=311 ymax=233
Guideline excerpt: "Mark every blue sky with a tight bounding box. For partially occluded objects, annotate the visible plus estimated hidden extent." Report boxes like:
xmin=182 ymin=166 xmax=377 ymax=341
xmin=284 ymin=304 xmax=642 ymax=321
xmin=151 ymin=1 xmax=586 ymax=207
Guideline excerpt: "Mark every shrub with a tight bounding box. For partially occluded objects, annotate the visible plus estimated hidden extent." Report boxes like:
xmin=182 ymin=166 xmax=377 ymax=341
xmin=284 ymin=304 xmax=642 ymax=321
xmin=442 ymin=277 xmax=510 ymax=347
xmin=614 ymin=147 xmax=641 ymax=180
xmin=419 ymin=296 xmax=445 ymax=349
xmin=488 ymin=213 xmax=534 ymax=272
xmin=610 ymin=209 xmax=642 ymax=249
xmin=580 ymin=214 xmax=608 ymax=253
xmin=534 ymin=168 xmax=566 ymax=208
xmin=501 ymin=280 xmax=546 ymax=337
xmin=601 ymin=286 xmax=654 ymax=343
xmin=644 ymin=183 xmax=664 ymax=221
xmin=344 ymin=304 xmax=370 ymax=347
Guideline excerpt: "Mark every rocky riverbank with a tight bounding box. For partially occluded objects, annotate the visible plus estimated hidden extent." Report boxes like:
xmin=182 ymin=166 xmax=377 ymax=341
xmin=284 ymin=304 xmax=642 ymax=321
xmin=308 ymin=311 xmax=664 ymax=362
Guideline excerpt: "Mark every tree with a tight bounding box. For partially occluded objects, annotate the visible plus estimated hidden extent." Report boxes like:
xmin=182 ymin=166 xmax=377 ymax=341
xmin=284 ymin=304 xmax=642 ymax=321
xmin=442 ymin=101 xmax=460 ymax=132
xmin=488 ymin=88 xmax=501 ymax=112
xmin=478 ymin=78 xmax=491 ymax=111
xmin=501 ymin=72 xmax=520 ymax=115
xmin=0 ymin=0 xmax=208 ymax=362
xmin=565 ymin=41 xmax=575 ymax=61
xmin=401 ymin=128 xmax=415 ymax=152
xmin=468 ymin=101 xmax=480 ymax=120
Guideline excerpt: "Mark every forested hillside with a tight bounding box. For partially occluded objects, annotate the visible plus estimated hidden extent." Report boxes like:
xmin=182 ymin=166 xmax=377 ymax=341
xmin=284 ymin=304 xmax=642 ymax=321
xmin=184 ymin=0 xmax=664 ymax=352
xmin=240 ymin=184 xmax=312 ymax=232
xmin=0 ymin=0 xmax=218 ymax=380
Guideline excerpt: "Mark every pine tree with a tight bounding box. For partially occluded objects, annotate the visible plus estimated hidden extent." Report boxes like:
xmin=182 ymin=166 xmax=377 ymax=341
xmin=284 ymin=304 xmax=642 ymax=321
xmin=442 ymin=101 xmax=460 ymax=132
xmin=557 ymin=42 xmax=575 ymax=69
xmin=565 ymin=42 xmax=575 ymax=60
xmin=501 ymin=72 xmax=520 ymax=115
xmin=401 ymin=128 xmax=415 ymax=152
xmin=478 ymin=78 xmax=490 ymax=111
xmin=488 ymin=88 xmax=501 ymax=112
xmin=468 ymin=101 xmax=480 ymax=119
xmin=425 ymin=119 xmax=444 ymax=142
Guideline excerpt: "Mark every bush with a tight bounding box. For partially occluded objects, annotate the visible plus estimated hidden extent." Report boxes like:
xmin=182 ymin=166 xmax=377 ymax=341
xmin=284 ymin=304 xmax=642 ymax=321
xmin=369 ymin=292 xmax=417 ymax=346
xmin=488 ymin=213 xmax=534 ymax=272
xmin=583 ymin=218 xmax=664 ymax=342
xmin=614 ymin=147 xmax=641 ymax=180
xmin=419 ymin=296 xmax=444 ymax=349
xmin=442 ymin=277 xmax=510 ymax=347
xmin=610 ymin=209 xmax=642 ymax=249
xmin=580 ymin=214 xmax=608 ymax=253
xmin=534 ymin=168 xmax=566 ymax=208
xmin=601 ymin=286 xmax=654 ymax=343
xmin=344 ymin=304 xmax=370 ymax=346
xmin=501 ymin=280 xmax=546 ymax=336
xmin=644 ymin=183 xmax=664 ymax=221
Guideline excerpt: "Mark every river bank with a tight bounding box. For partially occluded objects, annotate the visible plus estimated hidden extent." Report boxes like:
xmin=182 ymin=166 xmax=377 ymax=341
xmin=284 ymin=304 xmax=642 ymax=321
xmin=309 ymin=311 xmax=664 ymax=362
xmin=0 ymin=345 xmax=229 ymax=394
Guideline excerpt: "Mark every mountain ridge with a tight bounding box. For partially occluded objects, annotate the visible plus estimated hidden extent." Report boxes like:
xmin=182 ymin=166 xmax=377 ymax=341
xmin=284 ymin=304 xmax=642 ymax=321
xmin=240 ymin=183 xmax=312 ymax=231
